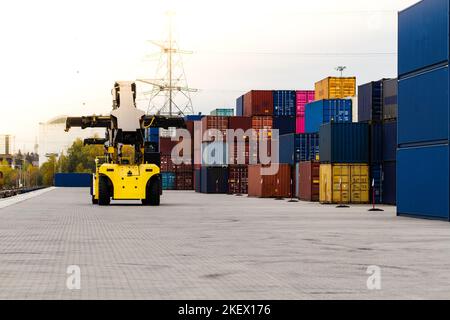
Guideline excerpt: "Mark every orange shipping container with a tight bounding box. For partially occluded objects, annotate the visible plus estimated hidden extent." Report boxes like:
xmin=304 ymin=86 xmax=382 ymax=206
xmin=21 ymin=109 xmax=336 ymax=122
xmin=244 ymin=91 xmax=274 ymax=116
xmin=315 ymin=77 xmax=356 ymax=100
xmin=248 ymin=164 xmax=292 ymax=198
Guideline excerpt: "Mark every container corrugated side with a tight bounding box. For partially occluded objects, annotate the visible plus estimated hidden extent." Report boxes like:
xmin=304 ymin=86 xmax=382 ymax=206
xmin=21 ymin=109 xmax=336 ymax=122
xmin=236 ymin=95 xmax=244 ymax=116
xmin=298 ymin=161 xmax=320 ymax=201
xmin=383 ymin=78 xmax=398 ymax=120
xmin=383 ymin=161 xmax=396 ymax=205
xmin=398 ymin=66 xmax=449 ymax=145
xmin=200 ymin=166 xmax=229 ymax=194
xmin=295 ymin=90 xmax=315 ymax=133
xmin=273 ymin=90 xmax=296 ymax=116
xmin=319 ymin=123 xmax=369 ymax=163
xmin=397 ymin=144 xmax=449 ymax=220
xmin=305 ymin=99 xmax=352 ymax=133
xmin=398 ymin=0 xmax=449 ymax=76
xmin=358 ymin=80 xmax=383 ymax=123
xmin=273 ymin=116 xmax=296 ymax=136
xmin=162 ymin=172 xmax=176 ymax=190
xmin=244 ymin=90 xmax=274 ymax=116
xmin=55 ymin=173 xmax=92 ymax=187
xmin=383 ymin=121 xmax=397 ymax=162
xmin=315 ymin=77 xmax=356 ymax=100
xmin=370 ymin=122 xmax=383 ymax=164
xmin=371 ymin=163 xmax=383 ymax=204
xmin=319 ymin=163 xmax=369 ymax=204
xmin=228 ymin=165 xmax=248 ymax=194
xmin=248 ymin=164 xmax=292 ymax=198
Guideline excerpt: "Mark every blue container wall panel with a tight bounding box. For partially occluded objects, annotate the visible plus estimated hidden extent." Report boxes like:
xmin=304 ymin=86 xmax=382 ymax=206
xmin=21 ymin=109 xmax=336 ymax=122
xmin=145 ymin=127 xmax=160 ymax=143
xmin=398 ymin=0 xmax=449 ymax=76
xmin=383 ymin=161 xmax=396 ymax=205
xmin=371 ymin=164 xmax=383 ymax=204
xmin=194 ymin=169 xmax=201 ymax=192
xmin=200 ymin=166 xmax=229 ymax=193
xmin=383 ymin=121 xmax=397 ymax=161
xmin=279 ymin=133 xmax=320 ymax=164
xmin=319 ymin=123 xmax=369 ymax=163
xmin=236 ymin=96 xmax=244 ymax=117
xmin=162 ymin=172 xmax=176 ymax=190
xmin=55 ymin=173 xmax=92 ymax=187
xmin=279 ymin=134 xmax=296 ymax=164
xmin=305 ymin=99 xmax=352 ymax=133
xmin=273 ymin=116 xmax=296 ymax=136
xmin=398 ymin=66 xmax=449 ymax=145
xmin=358 ymin=81 xmax=383 ymax=123
xmin=397 ymin=144 xmax=449 ymax=220
xmin=273 ymin=91 xmax=296 ymax=116
xmin=370 ymin=123 xmax=383 ymax=164
xmin=184 ymin=115 xmax=203 ymax=121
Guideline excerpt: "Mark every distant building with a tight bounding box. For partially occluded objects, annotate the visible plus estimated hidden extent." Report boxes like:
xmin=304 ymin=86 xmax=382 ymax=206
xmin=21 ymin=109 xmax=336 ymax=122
xmin=0 ymin=134 xmax=14 ymax=165
xmin=38 ymin=116 xmax=105 ymax=166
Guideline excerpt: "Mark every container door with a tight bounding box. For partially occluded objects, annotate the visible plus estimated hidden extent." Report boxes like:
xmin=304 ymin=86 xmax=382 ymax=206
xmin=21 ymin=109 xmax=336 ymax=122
xmin=332 ymin=164 xmax=350 ymax=203
xmin=319 ymin=164 xmax=332 ymax=203
xmin=351 ymin=164 xmax=369 ymax=203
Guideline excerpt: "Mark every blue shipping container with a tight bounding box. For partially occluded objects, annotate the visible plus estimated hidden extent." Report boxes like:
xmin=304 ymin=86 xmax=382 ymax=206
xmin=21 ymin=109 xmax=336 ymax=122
xmin=319 ymin=123 xmax=369 ymax=163
xmin=236 ymin=95 xmax=244 ymax=117
xmin=371 ymin=164 xmax=383 ymax=204
xmin=273 ymin=91 xmax=296 ymax=116
xmin=200 ymin=166 xmax=229 ymax=193
xmin=398 ymin=0 xmax=449 ymax=76
xmin=55 ymin=173 xmax=92 ymax=187
xmin=383 ymin=121 xmax=397 ymax=161
xmin=383 ymin=161 xmax=396 ymax=205
xmin=145 ymin=127 xmax=159 ymax=143
xmin=194 ymin=168 xmax=201 ymax=193
xmin=398 ymin=66 xmax=449 ymax=145
xmin=184 ymin=114 xmax=203 ymax=121
xmin=162 ymin=172 xmax=176 ymax=190
xmin=305 ymin=99 xmax=352 ymax=133
xmin=370 ymin=123 xmax=383 ymax=164
xmin=201 ymin=142 xmax=228 ymax=166
xmin=279 ymin=133 xmax=320 ymax=165
xmin=273 ymin=116 xmax=296 ymax=136
xmin=397 ymin=144 xmax=449 ymax=220
xmin=358 ymin=81 xmax=383 ymax=123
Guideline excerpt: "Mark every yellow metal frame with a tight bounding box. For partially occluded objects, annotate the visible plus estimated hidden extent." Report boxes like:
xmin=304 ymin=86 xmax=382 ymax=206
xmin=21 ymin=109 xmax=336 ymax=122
xmin=92 ymin=162 xmax=160 ymax=200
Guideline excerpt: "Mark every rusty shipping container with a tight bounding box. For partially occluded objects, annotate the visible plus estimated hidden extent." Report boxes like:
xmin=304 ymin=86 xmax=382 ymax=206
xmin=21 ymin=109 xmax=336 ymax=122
xmin=297 ymin=161 xmax=320 ymax=202
xmin=201 ymin=116 xmax=228 ymax=141
xmin=228 ymin=165 xmax=248 ymax=194
xmin=244 ymin=90 xmax=274 ymax=116
xmin=315 ymin=77 xmax=357 ymax=100
xmin=161 ymin=154 xmax=176 ymax=172
xmin=159 ymin=137 xmax=178 ymax=155
xmin=248 ymin=164 xmax=292 ymax=198
xmin=175 ymin=166 xmax=194 ymax=190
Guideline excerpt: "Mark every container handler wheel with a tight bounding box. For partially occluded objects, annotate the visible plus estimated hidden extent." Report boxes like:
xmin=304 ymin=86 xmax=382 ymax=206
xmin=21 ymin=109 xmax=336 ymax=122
xmin=98 ymin=175 xmax=111 ymax=206
xmin=142 ymin=178 xmax=160 ymax=206
xmin=92 ymin=195 xmax=98 ymax=205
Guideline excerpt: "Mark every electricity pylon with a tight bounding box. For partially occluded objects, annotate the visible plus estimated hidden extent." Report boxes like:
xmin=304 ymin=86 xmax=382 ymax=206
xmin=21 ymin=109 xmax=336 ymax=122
xmin=137 ymin=11 xmax=197 ymax=116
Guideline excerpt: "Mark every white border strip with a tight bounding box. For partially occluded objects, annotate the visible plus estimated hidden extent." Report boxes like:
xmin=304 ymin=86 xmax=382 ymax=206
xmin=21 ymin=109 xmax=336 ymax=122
xmin=0 ymin=187 xmax=56 ymax=210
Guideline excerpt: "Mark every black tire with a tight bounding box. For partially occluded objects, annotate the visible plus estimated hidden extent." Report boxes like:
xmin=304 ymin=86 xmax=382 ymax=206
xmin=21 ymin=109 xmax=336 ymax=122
xmin=92 ymin=195 xmax=98 ymax=205
xmin=142 ymin=178 xmax=160 ymax=206
xmin=98 ymin=175 xmax=110 ymax=206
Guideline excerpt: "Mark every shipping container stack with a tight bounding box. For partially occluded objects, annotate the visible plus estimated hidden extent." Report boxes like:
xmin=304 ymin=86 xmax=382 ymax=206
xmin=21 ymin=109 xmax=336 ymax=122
xmin=294 ymin=77 xmax=356 ymax=202
xmin=397 ymin=0 xmax=450 ymax=221
xmin=199 ymin=115 xmax=229 ymax=193
xmin=357 ymin=77 xmax=398 ymax=205
xmin=318 ymin=122 xmax=370 ymax=204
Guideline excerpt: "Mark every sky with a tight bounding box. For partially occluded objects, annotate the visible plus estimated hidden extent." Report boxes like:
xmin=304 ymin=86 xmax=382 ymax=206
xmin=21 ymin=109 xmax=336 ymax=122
xmin=0 ymin=0 xmax=418 ymax=151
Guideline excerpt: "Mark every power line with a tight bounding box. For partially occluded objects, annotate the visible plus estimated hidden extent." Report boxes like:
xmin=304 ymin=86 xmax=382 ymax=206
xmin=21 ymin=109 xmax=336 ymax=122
xmin=194 ymin=51 xmax=396 ymax=57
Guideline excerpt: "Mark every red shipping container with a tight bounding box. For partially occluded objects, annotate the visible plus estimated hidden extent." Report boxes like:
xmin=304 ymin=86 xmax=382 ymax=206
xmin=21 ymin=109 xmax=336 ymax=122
xmin=295 ymin=90 xmax=315 ymax=134
xmin=175 ymin=165 xmax=193 ymax=190
xmin=228 ymin=116 xmax=252 ymax=131
xmin=244 ymin=91 xmax=274 ymax=116
xmin=248 ymin=164 xmax=292 ymax=198
xmin=161 ymin=154 xmax=176 ymax=172
xmin=228 ymin=165 xmax=248 ymax=194
xmin=298 ymin=161 xmax=320 ymax=201
xmin=228 ymin=137 xmax=250 ymax=165
xmin=159 ymin=137 xmax=178 ymax=155
xmin=201 ymin=116 xmax=228 ymax=142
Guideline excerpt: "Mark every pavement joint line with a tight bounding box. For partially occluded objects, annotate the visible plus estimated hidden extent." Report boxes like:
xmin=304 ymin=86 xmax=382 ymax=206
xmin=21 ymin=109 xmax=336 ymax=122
xmin=0 ymin=187 xmax=56 ymax=210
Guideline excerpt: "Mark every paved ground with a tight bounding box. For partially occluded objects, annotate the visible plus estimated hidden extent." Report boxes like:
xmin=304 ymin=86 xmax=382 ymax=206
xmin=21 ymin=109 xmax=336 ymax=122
xmin=0 ymin=187 xmax=449 ymax=299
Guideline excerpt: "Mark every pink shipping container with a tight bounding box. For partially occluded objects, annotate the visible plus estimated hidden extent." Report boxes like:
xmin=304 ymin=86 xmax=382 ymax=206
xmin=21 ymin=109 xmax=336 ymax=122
xmin=295 ymin=90 xmax=315 ymax=134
